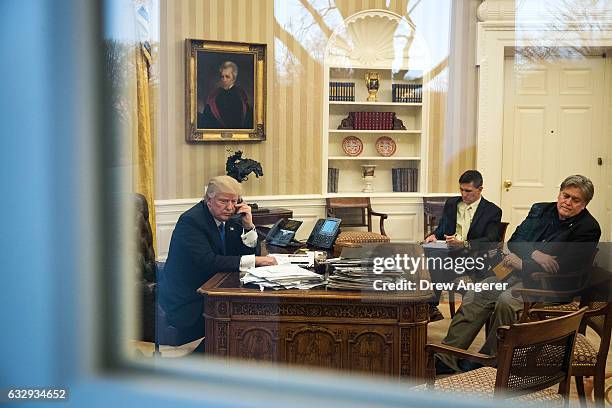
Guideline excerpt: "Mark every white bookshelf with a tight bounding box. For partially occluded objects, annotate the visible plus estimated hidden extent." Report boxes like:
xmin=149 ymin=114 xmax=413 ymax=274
xmin=324 ymin=75 xmax=428 ymax=195
xmin=322 ymin=9 xmax=431 ymax=198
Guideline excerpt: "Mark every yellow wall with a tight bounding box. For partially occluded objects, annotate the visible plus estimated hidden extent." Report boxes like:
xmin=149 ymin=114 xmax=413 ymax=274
xmin=157 ymin=0 xmax=470 ymax=199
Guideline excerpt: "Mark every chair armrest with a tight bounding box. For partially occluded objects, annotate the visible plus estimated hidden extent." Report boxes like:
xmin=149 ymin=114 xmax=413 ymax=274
xmin=527 ymin=308 xmax=573 ymax=320
xmin=512 ymin=286 xmax=583 ymax=300
xmin=531 ymin=272 xmax=583 ymax=280
xmin=369 ymin=210 xmax=388 ymax=236
xmin=529 ymin=305 xmax=605 ymax=319
xmin=529 ymin=306 xmax=605 ymax=320
xmin=425 ymin=343 xmax=497 ymax=366
xmin=369 ymin=210 xmax=388 ymax=219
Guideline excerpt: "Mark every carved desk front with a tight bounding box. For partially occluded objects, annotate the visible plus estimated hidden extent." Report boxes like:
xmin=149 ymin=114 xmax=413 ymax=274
xmin=198 ymin=272 xmax=431 ymax=380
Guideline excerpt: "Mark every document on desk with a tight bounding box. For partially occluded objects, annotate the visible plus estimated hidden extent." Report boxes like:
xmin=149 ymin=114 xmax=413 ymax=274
xmin=241 ymin=264 xmax=324 ymax=290
xmin=422 ymin=240 xmax=448 ymax=250
xmin=270 ymin=252 xmax=315 ymax=267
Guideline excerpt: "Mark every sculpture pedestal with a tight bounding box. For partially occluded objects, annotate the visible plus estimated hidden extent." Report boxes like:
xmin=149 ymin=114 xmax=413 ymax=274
xmin=361 ymin=164 xmax=377 ymax=192
xmin=362 ymin=176 xmax=375 ymax=192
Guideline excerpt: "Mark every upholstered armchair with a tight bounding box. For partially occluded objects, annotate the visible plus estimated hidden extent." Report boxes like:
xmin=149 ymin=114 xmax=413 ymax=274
xmin=513 ymin=265 xmax=612 ymax=408
xmin=326 ymin=197 xmax=390 ymax=256
xmin=419 ymin=307 xmax=586 ymax=405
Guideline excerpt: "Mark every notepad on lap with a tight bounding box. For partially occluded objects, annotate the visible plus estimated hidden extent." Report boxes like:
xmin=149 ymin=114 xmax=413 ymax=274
xmin=492 ymin=262 xmax=514 ymax=281
xmin=422 ymin=240 xmax=448 ymax=250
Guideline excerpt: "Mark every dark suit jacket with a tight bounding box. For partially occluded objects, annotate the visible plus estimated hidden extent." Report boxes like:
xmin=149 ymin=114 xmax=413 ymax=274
xmin=198 ymin=85 xmax=253 ymax=129
xmin=432 ymin=196 xmax=503 ymax=244
xmin=159 ymin=201 xmax=258 ymax=334
xmin=507 ymin=202 xmax=600 ymax=287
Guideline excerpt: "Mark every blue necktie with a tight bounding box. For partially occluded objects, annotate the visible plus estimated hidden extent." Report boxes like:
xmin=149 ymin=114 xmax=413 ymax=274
xmin=219 ymin=223 xmax=226 ymax=253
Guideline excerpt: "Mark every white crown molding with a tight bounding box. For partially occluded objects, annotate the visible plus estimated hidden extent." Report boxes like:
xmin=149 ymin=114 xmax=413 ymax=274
xmin=478 ymin=0 xmax=612 ymax=23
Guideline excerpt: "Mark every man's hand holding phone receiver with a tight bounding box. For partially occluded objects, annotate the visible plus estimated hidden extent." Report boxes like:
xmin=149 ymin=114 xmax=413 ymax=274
xmin=232 ymin=199 xmax=277 ymax=266
xmin=232 ymin=199 xmax=255 ymax=231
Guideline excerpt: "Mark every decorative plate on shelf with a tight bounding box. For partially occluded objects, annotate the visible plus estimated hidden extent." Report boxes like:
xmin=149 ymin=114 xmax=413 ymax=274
xmin=342 ymin=136 xmax=363 ymax=156
xmin=375 ymin=136 xmax=396 ymax=157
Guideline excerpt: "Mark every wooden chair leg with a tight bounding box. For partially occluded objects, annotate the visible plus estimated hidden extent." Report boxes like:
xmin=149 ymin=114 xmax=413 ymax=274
xmin=575 ymin=376 xmax=588 ymax=408
xmin=593 ymin=373 xmax=605 ymax=408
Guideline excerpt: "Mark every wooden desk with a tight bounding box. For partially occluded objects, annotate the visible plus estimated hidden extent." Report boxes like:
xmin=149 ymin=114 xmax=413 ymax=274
xmin=198 ymin=272 xmax=430 ymax=380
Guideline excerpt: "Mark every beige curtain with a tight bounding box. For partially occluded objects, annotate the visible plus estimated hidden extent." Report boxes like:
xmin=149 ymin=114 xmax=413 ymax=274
xmin=134 ymin=41 xmax=157 ymax=250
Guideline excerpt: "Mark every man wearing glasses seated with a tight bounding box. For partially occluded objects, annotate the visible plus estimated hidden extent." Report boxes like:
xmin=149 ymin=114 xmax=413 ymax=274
xmin=436 ymin=174 xmax=601 ymax=374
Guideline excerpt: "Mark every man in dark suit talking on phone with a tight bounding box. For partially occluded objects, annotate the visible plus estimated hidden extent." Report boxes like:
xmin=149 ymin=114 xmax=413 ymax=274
xmin=159 ymin=175 xmax=277 ymax=349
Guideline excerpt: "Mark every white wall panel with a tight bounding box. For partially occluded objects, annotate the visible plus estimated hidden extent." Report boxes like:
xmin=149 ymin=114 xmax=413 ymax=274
xmin=155 ymin=195 xmax=426 ymax=260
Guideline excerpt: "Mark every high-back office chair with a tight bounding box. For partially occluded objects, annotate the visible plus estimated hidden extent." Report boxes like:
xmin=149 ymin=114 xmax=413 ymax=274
xmin=422 ymin=307 xmax=587 ymax=404
xmin=135 ymin=193 xmax=193 ymax=355
xmin=135 ymin=193 xmax=156 ymax=342
xmin=326 ymin=197 xmax=390 ymax=256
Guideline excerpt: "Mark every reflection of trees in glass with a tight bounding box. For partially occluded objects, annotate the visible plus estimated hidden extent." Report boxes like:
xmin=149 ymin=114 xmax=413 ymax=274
xmin=274 ymin=0 xmax=446 ymax=87
xmin=515 ymin=0 xmax=605 ymax=65
xmin=103 ymin=40 xmax=133 ymax=124
xmin=103 ymin=40 xmax=159 ymax=124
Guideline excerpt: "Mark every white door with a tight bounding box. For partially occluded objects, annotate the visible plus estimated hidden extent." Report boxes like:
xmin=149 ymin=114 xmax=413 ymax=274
xmin=501 ymin=56 xmax=607 ymax=239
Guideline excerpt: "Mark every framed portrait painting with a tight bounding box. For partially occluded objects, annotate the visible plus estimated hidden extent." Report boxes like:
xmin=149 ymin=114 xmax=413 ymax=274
xmin=185 ymin=39 xmax=266 ymax=142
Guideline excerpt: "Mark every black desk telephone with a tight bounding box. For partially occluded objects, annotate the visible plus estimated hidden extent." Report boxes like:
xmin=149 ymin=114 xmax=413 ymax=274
xmin=266 ymin=219 xmax=303 ymax=247
xmin=307 ymin=218 xmax=342 ymax=249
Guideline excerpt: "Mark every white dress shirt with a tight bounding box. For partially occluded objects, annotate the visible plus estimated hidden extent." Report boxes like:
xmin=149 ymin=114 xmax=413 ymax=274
xmin=214 ymin=219 xmax=257 ymax=271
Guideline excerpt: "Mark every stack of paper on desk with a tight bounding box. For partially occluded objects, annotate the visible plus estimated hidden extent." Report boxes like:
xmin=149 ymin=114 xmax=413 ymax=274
xmin=326 ymin=258 xmax=405 ymax=290
xmin=241 ymin=264 xmax=325 ymax=291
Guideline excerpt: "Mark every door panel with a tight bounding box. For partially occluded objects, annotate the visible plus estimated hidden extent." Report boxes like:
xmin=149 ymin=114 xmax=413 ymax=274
xmin=558 ymin=106 xmax=593 ymax=176
xmin=513 ymin=106 xmax=546 ymax=185
xmin=501 ymin=56 xmax=606 ymax=237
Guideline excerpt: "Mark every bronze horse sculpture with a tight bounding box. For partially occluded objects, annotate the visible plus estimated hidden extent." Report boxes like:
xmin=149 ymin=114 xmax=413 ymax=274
xmin=226 ymin=150 xmax=263 ymax=182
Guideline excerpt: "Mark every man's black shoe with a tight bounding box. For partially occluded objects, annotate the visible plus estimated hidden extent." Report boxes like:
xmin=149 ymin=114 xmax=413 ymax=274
xmin=435 ymin=358 xmax=456 ymax=375
xmin=429 ymin=305 xmax=444 ymax=322
xmin=458 ymin=358 xmax=483 ymax=372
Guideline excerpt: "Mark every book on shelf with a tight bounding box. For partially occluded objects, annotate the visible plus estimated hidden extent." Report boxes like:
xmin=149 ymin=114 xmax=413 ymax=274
xmin=352 ymin=112 xmax=394 ymax=130
xmin=338 ymin=112 xmax=406 ymax=130
xmin=328 ymin=167 xmax=339 ymax=193
xmin=392 ymin=167 xmax=419 ymax=192
xmin=329 ymin=82 xmax=355 ymax=101
xmin=392 ymin=83 xmax=422 ymax=103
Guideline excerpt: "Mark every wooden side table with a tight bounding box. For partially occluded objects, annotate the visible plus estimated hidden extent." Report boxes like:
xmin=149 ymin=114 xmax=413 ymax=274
xmin=251 ymin=208 xmax=293 ymax=226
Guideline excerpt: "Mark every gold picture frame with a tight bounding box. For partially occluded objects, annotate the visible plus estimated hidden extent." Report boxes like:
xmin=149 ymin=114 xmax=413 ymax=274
xmin=185 ymin=39 xmax=266 ymax=142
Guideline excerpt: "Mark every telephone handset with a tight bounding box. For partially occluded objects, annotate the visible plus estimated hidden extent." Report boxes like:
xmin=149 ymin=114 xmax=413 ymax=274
xmin=265 ymin=218 xmax=303 ymax=247
xmin=229 ymin=197 xmax=246 ymax=224
xmin=307 ymin=218 xmax=342 ymax=249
